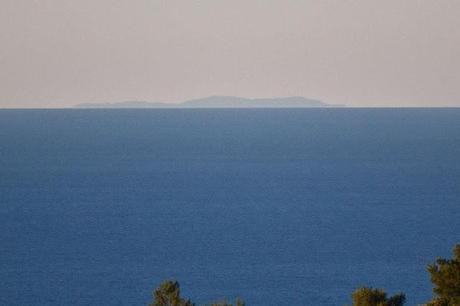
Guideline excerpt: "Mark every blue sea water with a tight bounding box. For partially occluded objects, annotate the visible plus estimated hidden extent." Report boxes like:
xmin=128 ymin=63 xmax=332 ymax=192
xmin=0 ymin=109 xmax=459 ymax=305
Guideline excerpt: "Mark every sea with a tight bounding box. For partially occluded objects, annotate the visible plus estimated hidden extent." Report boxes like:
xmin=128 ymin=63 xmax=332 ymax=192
xmin=0 ymin=109 xmax=459 ymax=305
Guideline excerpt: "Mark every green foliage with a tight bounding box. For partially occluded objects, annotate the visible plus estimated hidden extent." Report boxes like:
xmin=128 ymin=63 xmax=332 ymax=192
xmin=208 ymin=298 xmax=245 ymax=306
xmin=424 ymin=297 xmax=455 ymax=306
xmin=352 ymin=287 xmax=387 ymax=306
xmin=149 ymin=280 xmax=194 ymax=306
xmin=386 ymin=293 xmax=407 ymax=306
xmin=426 ymin=244 xmax=460 ymax=305
xmin=149 ymin=280 xmax=244 ymax=306
xmin=149 ymin=245 xmax=460 ymax=306
xmin=351 ymin=287 xmax=405 ymax=306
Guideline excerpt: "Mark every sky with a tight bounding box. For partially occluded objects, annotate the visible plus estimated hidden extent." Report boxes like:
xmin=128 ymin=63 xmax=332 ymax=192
xmin=1 ymin=0 xmax=459 ymax=108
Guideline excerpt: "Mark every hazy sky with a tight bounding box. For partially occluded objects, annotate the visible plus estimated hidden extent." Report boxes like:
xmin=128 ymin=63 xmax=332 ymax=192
xmin=1 ymin=0 xmax=459 ymax=108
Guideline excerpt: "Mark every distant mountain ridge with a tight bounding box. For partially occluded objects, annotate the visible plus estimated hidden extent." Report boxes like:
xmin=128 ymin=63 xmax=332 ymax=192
xmin=74 ymin=96 xmax=343 ymax=108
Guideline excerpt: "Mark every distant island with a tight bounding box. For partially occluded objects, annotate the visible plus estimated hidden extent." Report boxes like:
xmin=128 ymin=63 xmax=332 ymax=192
xmin=74 ymin=96 xmax=343 ymax=108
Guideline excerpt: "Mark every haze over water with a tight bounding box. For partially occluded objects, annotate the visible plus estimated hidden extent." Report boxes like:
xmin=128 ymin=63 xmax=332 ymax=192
xmin=2 ymin=1 xmax=460 ymax=108
xmin=1 ymin=108 xmax=459 ymax=305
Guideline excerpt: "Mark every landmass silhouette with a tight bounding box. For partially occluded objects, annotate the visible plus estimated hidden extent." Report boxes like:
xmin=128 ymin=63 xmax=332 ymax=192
xmin=74 ymin=96 xmax=343 ymax=108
